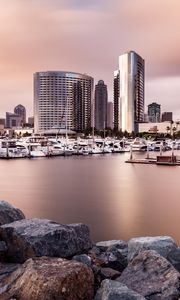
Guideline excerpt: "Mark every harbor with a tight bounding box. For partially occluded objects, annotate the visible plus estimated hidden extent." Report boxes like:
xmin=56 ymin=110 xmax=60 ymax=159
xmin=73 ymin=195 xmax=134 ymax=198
xmin=0 ymin=136 xmax=180 ymax=160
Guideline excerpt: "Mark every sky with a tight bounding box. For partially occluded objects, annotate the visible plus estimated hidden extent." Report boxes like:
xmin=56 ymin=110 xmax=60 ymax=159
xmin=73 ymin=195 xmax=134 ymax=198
xmin=0 ymin=0 xmax=180 ymax=119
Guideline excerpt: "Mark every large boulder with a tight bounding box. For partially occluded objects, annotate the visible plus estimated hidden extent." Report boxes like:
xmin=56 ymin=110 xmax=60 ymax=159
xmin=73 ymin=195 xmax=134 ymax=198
xmin=0 ymin=200 xmax=25 ymax=225
xmin=0 ymin=218 xmax=92 ymax=263
xmin=0 ymin=257 xmax=94 ymax=300
xmin=118 ymin=250 xmax=180 ymax=299
xmin=95 ymin=279 xmax=146 ymax=300
xmin=128 ymin=236 xmax=177 ymax=261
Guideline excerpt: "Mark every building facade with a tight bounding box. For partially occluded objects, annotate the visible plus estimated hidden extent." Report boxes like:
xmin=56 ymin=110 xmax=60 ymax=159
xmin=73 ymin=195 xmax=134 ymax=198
xmin=161 ymin=112 xmax=173 ymax=122
xmin=34 ymin=71 xmax=93 ymax=133
xmin=14 ymin=104 xmax=26 ymax=125
xmin=114 ymin=51 xmax=145 ymax=133
xmin=107 ymin=102 xmax=113 ymax=129
xmin=148 ymin=102 xmax=161 ymax=122
xmin=95 ymin=80 xmax=108 ymax=130
xmin=6 ymin=112 xmax=22 ymax=128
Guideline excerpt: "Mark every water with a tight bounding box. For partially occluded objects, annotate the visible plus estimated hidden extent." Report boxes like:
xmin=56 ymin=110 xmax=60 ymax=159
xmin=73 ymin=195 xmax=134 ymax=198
xmin=1 ymin=153 xmax=180 ymax=243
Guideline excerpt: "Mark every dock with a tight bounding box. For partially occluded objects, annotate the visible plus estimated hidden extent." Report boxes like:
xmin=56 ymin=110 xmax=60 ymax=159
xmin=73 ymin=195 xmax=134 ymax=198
xmin=126 ymin=155 xmax=180 ymax=166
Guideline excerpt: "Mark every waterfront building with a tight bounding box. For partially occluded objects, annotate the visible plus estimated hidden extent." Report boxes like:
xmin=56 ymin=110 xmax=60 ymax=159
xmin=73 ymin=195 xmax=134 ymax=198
xmin=34 ymin=71 xmax=93 ymax=133
xmin=95 ymin=80 xmax=108 ymax=130
xmin=162 ymin=112 xmax=173 ymax=122
xmin=114 ymin=51 xmax=145 ymax=133
xmin=107 ymin=102 xmax=113 ymax=129
xmin=6 ymin=112 xmax=22 ymax=128
xmin=14 ymin=104 xmax=26 ymax=125
xmin=139 ymin=121 xmax=172 ymax=134
xmin=148 ymin=102 xmax=161 ymax=123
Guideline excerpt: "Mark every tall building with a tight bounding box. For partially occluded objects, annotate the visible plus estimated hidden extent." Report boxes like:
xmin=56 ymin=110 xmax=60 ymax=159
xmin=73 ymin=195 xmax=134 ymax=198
xmin=107 ymin=102 xmax=113 ymax=129
xmin=148 ymin=102 xmax=161 ymax=122
xmin=14 ymin=104 xmax=26 ymax=125
xmin=113 ymin=71 xmax=120 ymax=130
xmin=114 ymin=51 xmax=145 ymax=132
xmin=162 ymin=112 xmax=173 ymax=122
xmin=34 ymin=71 xmax=93 ymax=133
xmin=95 ymin=80 xmax=108 ymax=130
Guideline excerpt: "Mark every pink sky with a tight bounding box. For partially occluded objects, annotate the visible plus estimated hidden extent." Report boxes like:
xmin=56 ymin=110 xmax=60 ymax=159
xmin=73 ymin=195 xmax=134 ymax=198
xmin=0 ymin=0 xmax=180 ymax=119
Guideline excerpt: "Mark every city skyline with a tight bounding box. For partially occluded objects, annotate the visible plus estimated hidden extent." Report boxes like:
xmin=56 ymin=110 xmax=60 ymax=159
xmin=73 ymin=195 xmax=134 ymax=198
xmin=0 ymin=0 xmax=180 ymax=119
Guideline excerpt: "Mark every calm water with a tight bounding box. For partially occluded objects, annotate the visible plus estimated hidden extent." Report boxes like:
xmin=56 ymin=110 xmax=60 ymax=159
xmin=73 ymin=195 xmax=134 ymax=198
xmin=1 ymin=152 xmax=180 ymax=243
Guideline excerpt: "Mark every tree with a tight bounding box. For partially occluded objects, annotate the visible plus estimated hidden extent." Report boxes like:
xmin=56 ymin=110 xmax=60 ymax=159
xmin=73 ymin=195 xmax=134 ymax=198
xmin=166 ymin=126 xmax=170 ymax=135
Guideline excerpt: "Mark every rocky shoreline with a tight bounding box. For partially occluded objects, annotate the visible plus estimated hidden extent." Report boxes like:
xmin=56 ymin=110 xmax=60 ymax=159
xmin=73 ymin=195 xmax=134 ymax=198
xmin=0 ymin=201 xmax=180 ymax=299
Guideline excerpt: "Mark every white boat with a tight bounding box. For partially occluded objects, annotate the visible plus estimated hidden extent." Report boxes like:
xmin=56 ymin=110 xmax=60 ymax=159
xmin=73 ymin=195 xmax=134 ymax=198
xmin=130 ymin=138 xmax=147 ymax=151
xmin=0 ymin=140 xmax=28 ymax=158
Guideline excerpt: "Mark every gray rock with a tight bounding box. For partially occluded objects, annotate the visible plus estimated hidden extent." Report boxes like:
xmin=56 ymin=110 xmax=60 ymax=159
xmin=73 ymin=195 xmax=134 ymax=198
xmin=72 ymin=254 xmax=92 ymax=267
xmin=0 ymin=218 xmax=92 ymax=263
xmin=128 ymin=236 xmax=177 ymax=261
xmin=118 ymin=250 xmax=180 ymax=299
xmin=97 ymin=243 xmax=128 ymax=272
xmin=0 ymin=257 xmax=94 ymax=300
xmin=167 ymin=247 xmax=180 ymax=272
xmin=0 ymin=241 xmax=8 ymax=262
xmin=96 ymin=240 xmax=127 ymax=252
xmin=0 ymin=201 xmax=25 ymax=226
xmin=95 ymin=279 xmax=146 ymax=300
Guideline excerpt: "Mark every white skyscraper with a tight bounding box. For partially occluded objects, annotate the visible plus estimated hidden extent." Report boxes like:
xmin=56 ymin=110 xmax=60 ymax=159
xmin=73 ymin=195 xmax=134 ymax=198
xmin=114 ymin=51 xmax=145 ymax=133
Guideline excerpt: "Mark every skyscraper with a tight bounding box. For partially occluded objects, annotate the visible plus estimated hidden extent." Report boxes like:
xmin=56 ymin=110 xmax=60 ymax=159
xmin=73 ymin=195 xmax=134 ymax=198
xmin=114 ymin=51 xmax=145 ymax=133
xmin=14 ymin=104 xmax=26 ymax=125
xmin=148 ymin=102 xmax=161 ymax=122
xmin=34 ymin=71 xmax=93 ymax=133
xmin=95 ymin=80 xmax=108 ymax=130
xmin=107 ymin=102 xmax=113 ymax=129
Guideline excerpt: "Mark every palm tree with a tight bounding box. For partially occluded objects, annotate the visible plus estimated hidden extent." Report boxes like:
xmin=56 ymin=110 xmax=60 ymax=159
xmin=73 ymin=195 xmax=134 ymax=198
xmin=170 ymin=120 xmax=174 ymax=136
xmin=172 ymin=126 xmax=176 ymax=138
xmin=176 ymin=121 xmax=180 ymax=132
xmin=166 ymin=126 xmax=170 ymax=135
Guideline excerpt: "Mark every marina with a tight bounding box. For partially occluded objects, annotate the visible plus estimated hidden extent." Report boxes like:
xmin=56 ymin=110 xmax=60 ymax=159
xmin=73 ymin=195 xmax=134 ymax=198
xmin=0 ymin=136 xmax=180 ymax=159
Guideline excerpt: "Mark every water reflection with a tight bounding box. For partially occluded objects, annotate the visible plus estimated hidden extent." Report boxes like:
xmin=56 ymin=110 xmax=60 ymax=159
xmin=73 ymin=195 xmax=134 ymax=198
xmin=0 ymin=153 xmax=180 ymax=243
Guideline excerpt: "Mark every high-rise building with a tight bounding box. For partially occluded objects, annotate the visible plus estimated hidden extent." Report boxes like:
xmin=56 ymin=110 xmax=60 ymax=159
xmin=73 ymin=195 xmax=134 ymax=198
xmin=161 ymin=112 xmax=173 ymax=122
xmin=148 ymin=102 xmax=161 ymax=123
xmin=95 ymin=80 xmax=108 ymax=130
xmin=14 ymin=104 xmax=26 ymax=125
xmin=34 ymin=71 xmax=93 ymax=133
xmin=107 ymin=102 xmax=113 ymax=129
xmin=113 ymin=71 xmax=120 ymax=130
xmin=114 ymin=51 xmax=145 ymax=133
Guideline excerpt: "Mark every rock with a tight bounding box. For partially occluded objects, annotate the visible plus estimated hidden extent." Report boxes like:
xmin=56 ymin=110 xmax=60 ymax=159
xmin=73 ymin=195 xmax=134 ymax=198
xmin=167 ymin=247 xmax=180 ymax=272
xmin=95 ymin=279 xmax=146 ymax=300
xmin=0 ymin=218 xmax=92 ymax=263
xmin=98 ymin=243 xmax=128 ymax=272
xmin=0 ymin=257 xmax=94 ymax=300
xmin=0 ymin=241 xmax=8 ymax=262
xmin=72 ymin=254 xmax=92 ymax=267
xmin=96 ymin=240 xmax=127 ymax=252
xmin=99 ymin=267 xmax=121 ymax=280
xmin=118 ymin=250 xmax=180 ymax=299
xmin=128 ymin=236 xmax=177 ymax=261
xmin=0 ymin=200 xmax=25 ymax=225
xmin=0 ymin=262 xmax=20 ymax=282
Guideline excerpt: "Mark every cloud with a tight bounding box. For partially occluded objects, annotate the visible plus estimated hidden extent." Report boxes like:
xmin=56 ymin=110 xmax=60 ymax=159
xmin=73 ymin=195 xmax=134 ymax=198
xmin=0 ymin=0 xmax=179 ymax=117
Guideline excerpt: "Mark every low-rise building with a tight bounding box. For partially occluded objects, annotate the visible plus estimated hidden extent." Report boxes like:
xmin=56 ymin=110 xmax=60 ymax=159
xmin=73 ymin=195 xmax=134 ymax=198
xmin=139 ymin=122 xmax=172 ymax=134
